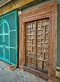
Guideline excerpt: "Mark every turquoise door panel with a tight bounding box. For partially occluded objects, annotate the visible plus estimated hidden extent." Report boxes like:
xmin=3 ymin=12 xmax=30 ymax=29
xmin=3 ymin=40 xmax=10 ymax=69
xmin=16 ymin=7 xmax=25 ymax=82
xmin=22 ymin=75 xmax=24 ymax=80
xmin=0 ymin=11 xmax=19 ymax=66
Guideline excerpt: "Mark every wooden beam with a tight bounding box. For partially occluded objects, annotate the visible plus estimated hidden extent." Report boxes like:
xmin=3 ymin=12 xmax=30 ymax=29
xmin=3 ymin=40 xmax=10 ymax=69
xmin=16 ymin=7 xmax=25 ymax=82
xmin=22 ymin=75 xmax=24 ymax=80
xmin=0 ymin=0 xmax=11 ymax=8
xmin=0 ymin=0 xmax=35 ymax=16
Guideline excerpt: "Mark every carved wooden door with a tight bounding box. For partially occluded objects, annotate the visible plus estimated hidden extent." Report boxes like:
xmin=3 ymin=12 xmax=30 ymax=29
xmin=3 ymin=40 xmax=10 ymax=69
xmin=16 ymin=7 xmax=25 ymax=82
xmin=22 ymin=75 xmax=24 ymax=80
xmin=26 ymin=19 xmax=49 ymax=72
xmin=20 ymin=2 xmax=57 ymax=81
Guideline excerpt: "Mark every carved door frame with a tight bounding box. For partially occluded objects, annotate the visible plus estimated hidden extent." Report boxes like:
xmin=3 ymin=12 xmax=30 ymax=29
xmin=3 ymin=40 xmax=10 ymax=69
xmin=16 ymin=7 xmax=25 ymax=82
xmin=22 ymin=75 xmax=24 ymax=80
xmin=19 ymin=2 xmax=57 ymax=82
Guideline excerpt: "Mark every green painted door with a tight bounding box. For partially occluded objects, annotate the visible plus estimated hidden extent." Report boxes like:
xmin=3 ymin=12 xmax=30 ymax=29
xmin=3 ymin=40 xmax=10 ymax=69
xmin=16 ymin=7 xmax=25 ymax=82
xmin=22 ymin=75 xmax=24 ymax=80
xmin=0 ymin=11 xmax=19 ymax=66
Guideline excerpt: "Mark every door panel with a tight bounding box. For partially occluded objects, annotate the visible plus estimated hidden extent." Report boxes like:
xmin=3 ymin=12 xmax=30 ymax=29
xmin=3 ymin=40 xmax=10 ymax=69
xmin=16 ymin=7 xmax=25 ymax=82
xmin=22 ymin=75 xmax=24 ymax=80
xmin=26 ymin=22 xmax=36 ymax=68
xmin=36 ymin=19 xmax=49 ymax=71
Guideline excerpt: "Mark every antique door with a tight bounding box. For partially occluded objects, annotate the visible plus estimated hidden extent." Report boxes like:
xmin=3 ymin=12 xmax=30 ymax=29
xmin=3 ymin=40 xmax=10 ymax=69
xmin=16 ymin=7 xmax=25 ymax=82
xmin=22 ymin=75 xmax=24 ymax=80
xmin=20 ymin=2 xmax=57 ymax=81
xmin=25 ymin=19 xmax=49 ymax=72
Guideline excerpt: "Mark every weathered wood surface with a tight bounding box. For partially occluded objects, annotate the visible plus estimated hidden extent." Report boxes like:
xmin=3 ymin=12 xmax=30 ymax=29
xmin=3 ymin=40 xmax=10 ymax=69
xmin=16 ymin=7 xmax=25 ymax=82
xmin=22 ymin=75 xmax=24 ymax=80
xmin=0 ymin=0 xmax=35 ymax=16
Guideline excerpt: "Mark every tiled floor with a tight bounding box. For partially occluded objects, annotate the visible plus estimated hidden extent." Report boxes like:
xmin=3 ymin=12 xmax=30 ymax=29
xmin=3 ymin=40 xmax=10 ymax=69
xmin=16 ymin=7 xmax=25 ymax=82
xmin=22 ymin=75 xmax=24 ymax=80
xmin=0 ymin=61 xmax=47 ymax=82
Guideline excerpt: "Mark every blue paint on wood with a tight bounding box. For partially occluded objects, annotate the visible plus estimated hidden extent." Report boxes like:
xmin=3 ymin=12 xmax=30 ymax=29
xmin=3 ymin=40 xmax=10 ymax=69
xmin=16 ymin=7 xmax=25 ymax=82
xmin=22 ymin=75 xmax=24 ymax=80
xmin=0 ymin=11 xmax=19 ymax=66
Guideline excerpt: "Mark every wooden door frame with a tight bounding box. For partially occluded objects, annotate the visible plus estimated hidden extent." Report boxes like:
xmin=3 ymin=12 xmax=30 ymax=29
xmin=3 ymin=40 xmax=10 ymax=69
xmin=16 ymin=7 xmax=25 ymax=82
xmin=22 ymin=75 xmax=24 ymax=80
xmin=19 ymin=2 xmax=57 ymax=82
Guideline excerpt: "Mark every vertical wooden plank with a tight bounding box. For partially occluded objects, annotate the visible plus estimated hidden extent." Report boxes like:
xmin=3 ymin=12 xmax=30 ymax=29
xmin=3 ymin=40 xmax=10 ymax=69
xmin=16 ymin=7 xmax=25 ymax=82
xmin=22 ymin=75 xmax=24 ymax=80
xmin=20 ymin=21 xmax=26 ymax=68
xmin=48 ymin=2 xmax=57 ymax=82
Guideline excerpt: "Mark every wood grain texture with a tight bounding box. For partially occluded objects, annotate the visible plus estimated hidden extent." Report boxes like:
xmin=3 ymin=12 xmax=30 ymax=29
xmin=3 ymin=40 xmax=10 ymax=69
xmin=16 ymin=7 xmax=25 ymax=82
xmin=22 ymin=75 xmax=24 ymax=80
xmin=0 ymin=0 xmax=35 ymax=16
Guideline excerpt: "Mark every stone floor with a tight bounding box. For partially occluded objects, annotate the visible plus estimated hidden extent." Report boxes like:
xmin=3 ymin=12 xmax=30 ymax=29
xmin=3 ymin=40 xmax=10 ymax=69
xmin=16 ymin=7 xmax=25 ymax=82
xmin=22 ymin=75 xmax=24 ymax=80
xmin=0 ymin=61 xmax=47 ymax=82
